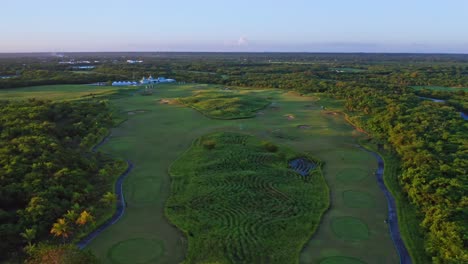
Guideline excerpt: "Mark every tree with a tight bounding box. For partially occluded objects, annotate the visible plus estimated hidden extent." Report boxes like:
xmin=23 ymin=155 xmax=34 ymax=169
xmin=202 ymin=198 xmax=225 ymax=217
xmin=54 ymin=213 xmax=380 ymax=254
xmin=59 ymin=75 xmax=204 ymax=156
xmin=76 ymin=210 xmax=94 ymax=226
xmin=20 ymin=228 xmax=36 ymax=247
xmin=50 ymin=218 xmax=71 ymax=241
xmin=100 ymin=192 xmax=117 ymax=206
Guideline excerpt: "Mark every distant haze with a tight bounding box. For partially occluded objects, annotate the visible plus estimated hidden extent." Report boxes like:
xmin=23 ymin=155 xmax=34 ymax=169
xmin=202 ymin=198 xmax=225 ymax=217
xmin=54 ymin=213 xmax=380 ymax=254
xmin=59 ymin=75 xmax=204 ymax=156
xmin=1 ymin=0 xmax=467 ymax=53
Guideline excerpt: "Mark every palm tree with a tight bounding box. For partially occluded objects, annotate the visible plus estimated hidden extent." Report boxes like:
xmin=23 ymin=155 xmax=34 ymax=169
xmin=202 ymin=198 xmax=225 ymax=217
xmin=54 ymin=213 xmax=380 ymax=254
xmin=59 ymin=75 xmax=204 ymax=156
xmin=20 ymin=228 xmax=36 ymax=246
xmin=100 ymin=192 xmax=117 ymax=206
xmin=50 ymin=218 xmax=70 ymax=242
xmin=76 ymin=210 xmax=94 ymax=226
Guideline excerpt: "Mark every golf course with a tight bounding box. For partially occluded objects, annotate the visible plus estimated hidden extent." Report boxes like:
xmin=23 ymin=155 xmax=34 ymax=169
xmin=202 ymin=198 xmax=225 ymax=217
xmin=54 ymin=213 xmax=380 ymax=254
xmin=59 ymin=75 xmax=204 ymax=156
xmin=0 ymin=83 xmax=401 ymax=263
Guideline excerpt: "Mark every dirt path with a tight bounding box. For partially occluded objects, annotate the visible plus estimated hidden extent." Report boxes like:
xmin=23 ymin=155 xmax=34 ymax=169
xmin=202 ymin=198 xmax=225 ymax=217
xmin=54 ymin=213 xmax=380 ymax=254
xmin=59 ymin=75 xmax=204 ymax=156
xmin=360 ymin=146 xmax=412 ymax=264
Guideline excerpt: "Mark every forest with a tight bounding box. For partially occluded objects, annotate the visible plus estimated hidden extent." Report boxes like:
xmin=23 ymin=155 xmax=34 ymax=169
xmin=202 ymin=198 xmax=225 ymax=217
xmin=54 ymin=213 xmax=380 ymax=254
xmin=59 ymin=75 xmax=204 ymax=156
xmin=0 ymin=99 xmax=124 ymax=262
xmin=0 ymin=53 xmax=467 ymax=263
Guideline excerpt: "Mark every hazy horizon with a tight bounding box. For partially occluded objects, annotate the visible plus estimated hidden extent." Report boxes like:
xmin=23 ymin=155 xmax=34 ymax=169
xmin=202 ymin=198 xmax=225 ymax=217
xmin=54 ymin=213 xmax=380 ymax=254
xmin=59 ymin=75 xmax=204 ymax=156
xmin=1 ymin=0 xmax=467 ymax=53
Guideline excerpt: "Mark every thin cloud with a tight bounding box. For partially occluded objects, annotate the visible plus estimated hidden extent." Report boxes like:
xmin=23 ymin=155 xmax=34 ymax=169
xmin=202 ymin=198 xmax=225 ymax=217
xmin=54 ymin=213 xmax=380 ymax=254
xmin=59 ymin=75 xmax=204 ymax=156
xmin=237 ymin=36 xmax=249 ymax=46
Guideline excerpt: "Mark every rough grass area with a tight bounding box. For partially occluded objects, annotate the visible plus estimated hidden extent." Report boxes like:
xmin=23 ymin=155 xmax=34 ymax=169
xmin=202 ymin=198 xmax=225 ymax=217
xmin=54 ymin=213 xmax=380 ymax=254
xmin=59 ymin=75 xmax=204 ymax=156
xmin=166 ymin=132 xmax=328 ymax=263
xmin=178 ymin=90 xmax=270 ymax=119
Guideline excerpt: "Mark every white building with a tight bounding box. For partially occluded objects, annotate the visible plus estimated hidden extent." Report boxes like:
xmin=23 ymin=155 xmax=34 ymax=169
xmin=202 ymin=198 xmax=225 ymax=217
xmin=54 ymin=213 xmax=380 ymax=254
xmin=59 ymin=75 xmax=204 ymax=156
xmin=140 ymin=75 xmax=176 ymax=85
xmin=112 ymin=81 xmax=138 ymax=86
xmin=127 ymin=60 xmax=143 ymax=64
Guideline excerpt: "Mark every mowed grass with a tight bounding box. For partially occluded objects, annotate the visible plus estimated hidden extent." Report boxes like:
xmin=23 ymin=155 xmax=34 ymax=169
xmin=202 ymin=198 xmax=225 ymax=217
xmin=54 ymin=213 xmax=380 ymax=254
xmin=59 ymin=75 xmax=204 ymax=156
xmin=86 ymin=85 xmax=398 ymax=264
xmin=7 ymin=83 xmax=398 ymax=263
xmin=410 ymin=85 xmax=468 ymax=92
xmin=360 ymin=142 xmax=430 ymax=264
xmin=178 ymin=90 xmax=270 ymax=119
xmin=0 ymin=84 xmax=127 ymax=101
xmin=166 ymin=132 xmax=328 ymax=263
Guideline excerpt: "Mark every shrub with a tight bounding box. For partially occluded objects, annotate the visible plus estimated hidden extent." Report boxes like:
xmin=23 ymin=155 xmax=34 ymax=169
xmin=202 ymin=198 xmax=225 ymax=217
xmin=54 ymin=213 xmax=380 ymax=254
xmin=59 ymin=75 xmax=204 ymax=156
xmin=262 ymin=141 xmax=278 ymax=152
xmin=202 ymin=140 xmax=216 ymax=150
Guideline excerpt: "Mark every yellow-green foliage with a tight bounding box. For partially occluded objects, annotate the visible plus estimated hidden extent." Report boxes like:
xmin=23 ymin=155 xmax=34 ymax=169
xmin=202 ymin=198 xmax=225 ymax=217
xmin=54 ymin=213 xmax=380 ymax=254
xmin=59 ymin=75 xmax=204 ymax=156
xmin=178 ymin=91 xmax=270 ymax=119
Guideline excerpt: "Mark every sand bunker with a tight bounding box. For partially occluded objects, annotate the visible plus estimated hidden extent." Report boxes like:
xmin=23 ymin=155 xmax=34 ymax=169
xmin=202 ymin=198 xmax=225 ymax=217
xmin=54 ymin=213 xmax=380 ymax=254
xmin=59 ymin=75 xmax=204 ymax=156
xmin=323 ymin=111 xmax=339 ymax=116
xmin=127 ymin=110 xmax=147 ymax=115
xmin=285 ymin=114 xmax=295 ymax=120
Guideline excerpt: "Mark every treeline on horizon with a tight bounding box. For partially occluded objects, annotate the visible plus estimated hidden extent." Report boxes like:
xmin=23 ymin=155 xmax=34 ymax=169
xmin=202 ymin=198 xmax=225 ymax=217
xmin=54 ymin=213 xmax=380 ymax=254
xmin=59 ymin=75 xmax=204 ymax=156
xmin=0 ymin=53 xmax=467 ymax=262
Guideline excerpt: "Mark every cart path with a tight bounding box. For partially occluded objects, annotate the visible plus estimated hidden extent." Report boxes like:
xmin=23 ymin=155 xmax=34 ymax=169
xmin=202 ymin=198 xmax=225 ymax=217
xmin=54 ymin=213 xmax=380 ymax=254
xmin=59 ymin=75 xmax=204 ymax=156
xmin=360 ymin=146 xmax=412 ymax=264
xmin=77 ymin=134 xmax=133 ymax=249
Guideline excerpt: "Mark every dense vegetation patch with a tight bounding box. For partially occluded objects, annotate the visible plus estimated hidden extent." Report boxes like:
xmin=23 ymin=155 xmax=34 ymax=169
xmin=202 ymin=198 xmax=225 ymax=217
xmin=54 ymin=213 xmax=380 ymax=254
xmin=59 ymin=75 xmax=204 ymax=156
xmin=178 ymin=90 xmax=270 ymax=119
xmin=0 ymin=99 xmax=125 ymax=261
xmin=166 ymin=132 xmax=328 ymax=263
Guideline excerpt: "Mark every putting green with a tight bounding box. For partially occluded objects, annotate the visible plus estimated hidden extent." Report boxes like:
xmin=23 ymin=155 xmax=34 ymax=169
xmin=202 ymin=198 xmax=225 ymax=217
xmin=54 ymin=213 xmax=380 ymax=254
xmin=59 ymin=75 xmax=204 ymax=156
xmin=335 ymin=168 xmax=368 ymax=183
xmin=331 ymin=217 xmax=369 ymax=241
xmin=108 ymin=238 xmax=163 ymax=264
xmin=342 ymin=190 xmax=375 ymax=208
xmin=320 ymin=256 xmax=366 ymax=264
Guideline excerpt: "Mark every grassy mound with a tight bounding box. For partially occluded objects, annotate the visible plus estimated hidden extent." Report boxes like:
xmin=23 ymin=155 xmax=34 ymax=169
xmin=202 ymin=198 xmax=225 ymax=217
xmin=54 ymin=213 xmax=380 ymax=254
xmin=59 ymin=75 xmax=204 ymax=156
xmin=165 ymin=132 xmax=329 ymax=263
xmin=178 ymin=90 xmax=270 ymax=119
xmin=331 ymin=216 xmax=369 ymax=241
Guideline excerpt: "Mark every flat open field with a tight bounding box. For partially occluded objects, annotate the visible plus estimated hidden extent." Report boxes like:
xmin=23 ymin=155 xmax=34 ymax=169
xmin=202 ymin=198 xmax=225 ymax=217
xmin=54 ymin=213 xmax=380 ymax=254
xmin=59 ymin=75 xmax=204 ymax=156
xmin=2 ymin=83 xmax=399 ymax=263
xmin=0 ymin=84 xmax=122 ymax=101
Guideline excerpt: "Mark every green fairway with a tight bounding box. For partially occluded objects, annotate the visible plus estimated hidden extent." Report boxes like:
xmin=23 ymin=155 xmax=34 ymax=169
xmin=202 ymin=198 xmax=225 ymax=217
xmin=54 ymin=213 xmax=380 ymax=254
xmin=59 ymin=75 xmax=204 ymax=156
xmin=320 ymin=256 xmax=366 ymax=264
xmin=410 ymin=85 xmax=468 ymax=92
xmin=335 ymin=168 xmax=368 ymax=183
xmin=7 ymin=83 xmax=399 ymax=263
xmin=178 ymin=89 xmax=270 ymax=119
xmin=108 ymin=238 xmax=164 ymax=264
xmin=331 ymin=216 xmax=369 ymax=241
xmin=342 ymin=190 xmax=375 ymax=208
xmin=166 ymin=132 xmax=328 ymax=263
xmin=0 ymin=84 xmax=126 ymax=101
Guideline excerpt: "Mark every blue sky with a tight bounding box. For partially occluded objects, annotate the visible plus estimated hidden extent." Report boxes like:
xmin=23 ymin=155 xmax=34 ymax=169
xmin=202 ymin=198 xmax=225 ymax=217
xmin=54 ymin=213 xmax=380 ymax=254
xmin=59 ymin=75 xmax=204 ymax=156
xmin=1 ymin=0 xmax=467 ymax=53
